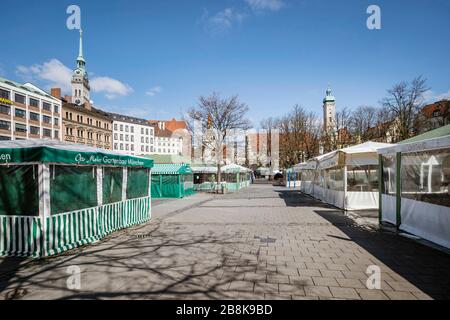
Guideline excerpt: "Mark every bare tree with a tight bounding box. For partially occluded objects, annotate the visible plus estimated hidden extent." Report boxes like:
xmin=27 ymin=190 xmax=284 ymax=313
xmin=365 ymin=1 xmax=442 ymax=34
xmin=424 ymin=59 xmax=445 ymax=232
xmin=185 ymin=93 xmax=251 ymax=191
xmin=351 ymin=106 xmax=377 ymax=142
xmin=382 ymin=76 xmax=429 ymax=141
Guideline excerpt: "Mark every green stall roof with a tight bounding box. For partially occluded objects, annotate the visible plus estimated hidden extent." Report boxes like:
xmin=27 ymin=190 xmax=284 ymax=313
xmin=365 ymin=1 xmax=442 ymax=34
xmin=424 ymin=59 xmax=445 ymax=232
xmin=399 ymin=124 xmax=450 ymax=144
xmin=0 ymin=140 xmax=154 ymax=168
xmin=152 ymin=163 xmax=193 ymax=175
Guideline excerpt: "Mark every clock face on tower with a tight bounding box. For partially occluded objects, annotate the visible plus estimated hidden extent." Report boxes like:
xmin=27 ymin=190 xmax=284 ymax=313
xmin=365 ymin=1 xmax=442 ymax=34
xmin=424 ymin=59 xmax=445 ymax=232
xmin=75 ymin=99 xmax=81 ymax=105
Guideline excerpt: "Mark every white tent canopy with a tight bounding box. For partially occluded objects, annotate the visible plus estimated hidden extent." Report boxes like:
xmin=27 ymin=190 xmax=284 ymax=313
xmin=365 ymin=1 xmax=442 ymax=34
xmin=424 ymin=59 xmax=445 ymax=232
xmin=378 ymin=132 xmax=450 ymax=249
xmin=300 ymin=141 xmax=392 ymax=210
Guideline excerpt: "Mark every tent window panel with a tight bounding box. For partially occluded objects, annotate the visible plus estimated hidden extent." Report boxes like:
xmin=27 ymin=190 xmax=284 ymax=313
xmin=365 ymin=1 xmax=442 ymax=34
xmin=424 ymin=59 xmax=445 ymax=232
xmin=401 ymin=148 xmax=450 ymax=207
xmin=50 ymin=165 xmax=98 ymax=215
xmin=127 ymin=168 xmax=149 ymax=199
xmin=347 ymin=165 xmax=378 ymax=192
xmin=103 ymin=167 xmax=123 ymax=204
xmin=325 ymin=167 xmax=344 ymax=191
xmin=382 ymin=155 xmax=396 ymax=195
xmin=0 ymin=165 xmax=39 ymax=216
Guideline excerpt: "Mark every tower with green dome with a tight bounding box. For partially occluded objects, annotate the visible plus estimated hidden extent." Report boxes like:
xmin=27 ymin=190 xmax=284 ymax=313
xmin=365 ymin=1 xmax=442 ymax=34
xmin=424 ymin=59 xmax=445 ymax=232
xmin=323 ymin=86 xmax=336 ymax=131
xmin=71 ymin=29 xmax=91 ymax=107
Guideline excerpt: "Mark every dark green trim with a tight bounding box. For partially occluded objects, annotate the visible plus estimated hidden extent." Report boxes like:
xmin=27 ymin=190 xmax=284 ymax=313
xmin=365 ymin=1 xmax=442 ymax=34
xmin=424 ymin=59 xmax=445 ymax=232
xmin=0 ymin=146 xmax=154 ymax=168
xmin=396 ymin=152 xmax=402 ymax=227
xmin=378 ymin=154 xmax=383 ymax=224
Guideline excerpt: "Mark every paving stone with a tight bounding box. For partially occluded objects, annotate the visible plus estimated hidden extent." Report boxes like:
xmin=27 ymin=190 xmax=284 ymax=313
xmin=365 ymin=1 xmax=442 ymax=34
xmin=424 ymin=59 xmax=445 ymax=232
xmin=336 ymin=278 xmax=366 ymax=289
xmin=329 ymin=287 xmax=361 ymax=300
xmin=304 ymin=286 xmax=333 ymax=298
xmin=356 ymin=289 xmax=389 ymax=300
xmin=383 ymin=291 xmax=418 ymax=300
xmin=312 ymin=277 xmax=340 ymax=287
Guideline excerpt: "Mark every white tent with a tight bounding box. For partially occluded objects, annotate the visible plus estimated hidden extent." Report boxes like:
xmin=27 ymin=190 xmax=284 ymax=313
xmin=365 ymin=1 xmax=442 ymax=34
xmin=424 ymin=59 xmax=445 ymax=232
xmin=378 ymin=128 xmax=450 ymax=249
xmin=300 ymin=142 xmax=391 ymax=210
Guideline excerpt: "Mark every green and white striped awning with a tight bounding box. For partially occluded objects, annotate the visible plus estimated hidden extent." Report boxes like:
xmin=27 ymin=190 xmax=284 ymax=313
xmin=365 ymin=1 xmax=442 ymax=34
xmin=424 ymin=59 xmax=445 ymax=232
xmin=151 ymin=163 xmax=193 ymax=175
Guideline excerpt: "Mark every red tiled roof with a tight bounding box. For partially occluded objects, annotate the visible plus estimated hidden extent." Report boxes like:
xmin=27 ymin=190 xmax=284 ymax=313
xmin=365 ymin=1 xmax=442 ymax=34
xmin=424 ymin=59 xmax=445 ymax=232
xmin=421 ymin=100 xmax=449 ymax=118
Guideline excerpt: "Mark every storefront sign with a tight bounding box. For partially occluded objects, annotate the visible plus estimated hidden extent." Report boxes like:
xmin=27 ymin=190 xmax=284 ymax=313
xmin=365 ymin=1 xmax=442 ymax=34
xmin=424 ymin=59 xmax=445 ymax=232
xmin=0 ymin=97 xmax=13 ymax=105
xmin=0 ymin=153 xmax=11 ymax=162
xmin=74 ymin=153 xmax=145 ymax=167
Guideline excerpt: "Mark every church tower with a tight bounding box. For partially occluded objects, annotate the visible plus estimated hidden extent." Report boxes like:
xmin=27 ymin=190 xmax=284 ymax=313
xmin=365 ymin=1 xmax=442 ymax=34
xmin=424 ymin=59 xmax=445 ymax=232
xmin=323 ymin=86 xmax=336 ymax=132
xmin=71 ymin=29 xmax=90 ymax=108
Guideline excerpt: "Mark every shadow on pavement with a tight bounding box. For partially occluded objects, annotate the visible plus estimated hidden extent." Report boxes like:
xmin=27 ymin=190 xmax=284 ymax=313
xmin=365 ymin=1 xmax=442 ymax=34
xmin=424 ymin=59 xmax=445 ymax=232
xmin=314 ymin=209 xmax=450 ymax=299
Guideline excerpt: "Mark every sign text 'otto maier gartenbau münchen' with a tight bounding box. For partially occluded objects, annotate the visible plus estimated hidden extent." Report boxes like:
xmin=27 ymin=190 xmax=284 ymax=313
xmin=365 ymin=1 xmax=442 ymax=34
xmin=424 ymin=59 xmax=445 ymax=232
xmin=75 ymin=154 xmax=145 ymax=166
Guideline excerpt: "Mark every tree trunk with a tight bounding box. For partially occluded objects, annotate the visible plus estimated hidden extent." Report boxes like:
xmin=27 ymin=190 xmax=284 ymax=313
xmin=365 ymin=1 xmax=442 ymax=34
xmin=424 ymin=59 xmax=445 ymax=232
xmin=217 ymin=163 xmax=222 ymax=194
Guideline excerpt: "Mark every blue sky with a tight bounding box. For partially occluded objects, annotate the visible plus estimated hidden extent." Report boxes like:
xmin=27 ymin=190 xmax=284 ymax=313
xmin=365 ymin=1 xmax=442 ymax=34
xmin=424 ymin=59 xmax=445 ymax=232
xmin=1 ymin=0 xmax=449 ymax=126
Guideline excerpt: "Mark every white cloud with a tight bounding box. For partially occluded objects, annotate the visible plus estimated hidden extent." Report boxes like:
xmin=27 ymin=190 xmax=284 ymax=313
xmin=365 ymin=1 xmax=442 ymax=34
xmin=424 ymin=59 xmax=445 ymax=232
xmin=424 ymin=89 xmax=450 ymax=103
xmin=16 ymin=59 xmax=133 ymax=100
xmin=203 ymin=8 xmax=246 ymax=34
xmin=90 ymin=76 xmax=133 ymax=100
xmin=146 ymin=86 xmax=162 ymax=97
xmin=16 ymin=59 xmax=72 ymax=92
xmin=244 ymin=0 xmax=285 ymax=11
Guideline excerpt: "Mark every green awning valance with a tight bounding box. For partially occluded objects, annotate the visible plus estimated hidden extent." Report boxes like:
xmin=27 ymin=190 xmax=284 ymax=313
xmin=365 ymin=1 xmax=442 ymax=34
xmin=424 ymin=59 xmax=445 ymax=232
xmin=0 ymin=140 xmax=154 ymax=168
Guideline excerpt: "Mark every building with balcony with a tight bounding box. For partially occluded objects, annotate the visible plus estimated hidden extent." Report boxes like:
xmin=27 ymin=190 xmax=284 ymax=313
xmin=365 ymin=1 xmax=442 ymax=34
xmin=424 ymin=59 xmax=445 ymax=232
xmin=0 ymin=77 xmax=62 ymax=141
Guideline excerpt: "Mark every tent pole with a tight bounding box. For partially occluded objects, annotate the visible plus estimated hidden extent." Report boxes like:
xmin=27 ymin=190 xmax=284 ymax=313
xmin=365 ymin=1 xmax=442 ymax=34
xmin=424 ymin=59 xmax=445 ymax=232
xmin=396 ymin=153 xmax=402 ymax=228
xmin=38 ymin=163 xmax=50 ymax=257
xmin=97 ymin=167 xmax=103 ymax=206
xmin=378 ymin=154 xmax=383 ymax=224
xmin=122 ymin=167 xmax=128 ymax=201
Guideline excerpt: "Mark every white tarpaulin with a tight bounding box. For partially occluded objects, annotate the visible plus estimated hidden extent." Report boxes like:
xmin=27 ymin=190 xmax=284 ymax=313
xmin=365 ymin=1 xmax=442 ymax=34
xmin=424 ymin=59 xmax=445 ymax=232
xmin=378 ymin=129 xmax=450 ymax=249
xmin=301 ymin=141 xmax=391 ymax=211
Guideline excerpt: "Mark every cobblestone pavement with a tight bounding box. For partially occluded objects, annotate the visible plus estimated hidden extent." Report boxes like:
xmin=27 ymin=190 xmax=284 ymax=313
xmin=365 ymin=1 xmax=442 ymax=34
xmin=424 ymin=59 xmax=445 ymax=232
xmin=1 ymin=184 xmax=450 ymax=300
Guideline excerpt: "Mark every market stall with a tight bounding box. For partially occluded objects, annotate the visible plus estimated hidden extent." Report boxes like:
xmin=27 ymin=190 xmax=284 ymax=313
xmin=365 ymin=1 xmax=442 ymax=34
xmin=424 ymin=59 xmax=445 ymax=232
xmin=378 ymin=125 xmax=450 ymax=248
xmin=192 ymin=165 xmax=219 ymax=191
xmin=300 ymin=142 xmax=391 ymax=210
xmin=222 ymin=164 xmax=252 ymax=191
xmin=151 ymin=164 xmax=194 ymax=198
xmin=0 ymin=140 xmax=153 ymax=257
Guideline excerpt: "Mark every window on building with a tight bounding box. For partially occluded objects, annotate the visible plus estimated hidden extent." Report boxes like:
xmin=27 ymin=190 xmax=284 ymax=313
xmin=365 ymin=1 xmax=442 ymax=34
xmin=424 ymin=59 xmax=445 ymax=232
xmin=29 ymin=98 xmax=39 ymax=108
xmin=114 ymin=133 xmax=118 ymax=140
xmin=0 ymin=120 xmax=11 ymax=131
xmin=14 ymin=93 xmax=25 ymax=104
xmin=114 ymin=124 xmax=118 ymax=131
xmin=54 ymin=130 xmax=59 ymax=139
xmin=15 ymin=123 xmax=27 ymax=133
xmin=125 ymin=125 xmax=129 ymax=132
xmin=43 ymin=115 xmax=52 ymax=124
xmin=0 ymin=105 xmax=11 ymax=115
xmin=120 ymin=143 xmax=123 ymax=150
xmin=0 ymin=136 xmax=11 ymax=140
xmin=125 ymin=134 xmax=129 ymax=141
xmin=29 ymin=126 xmax=40 ymax=135
xmin=120 ymin=124 xmax=123 ymax=131
xmin=131 ymin=126 xmax=134 ymax=133
xmin=125 ymin=144 xmax=129 ymax=151
xmin=0 ymin=89 xmax=10 ymax=99
xmin=131 ymin=145 xmax=134 ymax=151
xmin=54 ymin=105 xmax=59 ymax=113
xmin=29 ymin=112 xmax=39 ymax=122
xmin=42 ymin=102 xmax=51 ymax=111
xmin=43 ymin=129 xmax=51 ymax=137
xmin=146 ymin=146 xmax=149 ymax=152
xmin=141 ymin=137 xmax=144 ymax=143
xmin=54 ymin=118 xmax=59 ymax=126
xmin=141 ymin=146 xmax=144 ymax=152
xmin=141 ymin=128 xmax=144 ymax=134
xmin=15 ymin=108 xmax=26 ymax=118
xmin=120 ymin=134 xmax=123 ymax=141
xmin=114 ymin=143 xmax=118 ymax=150
xmin=131 ymin=136 xmax=134 ymax=142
